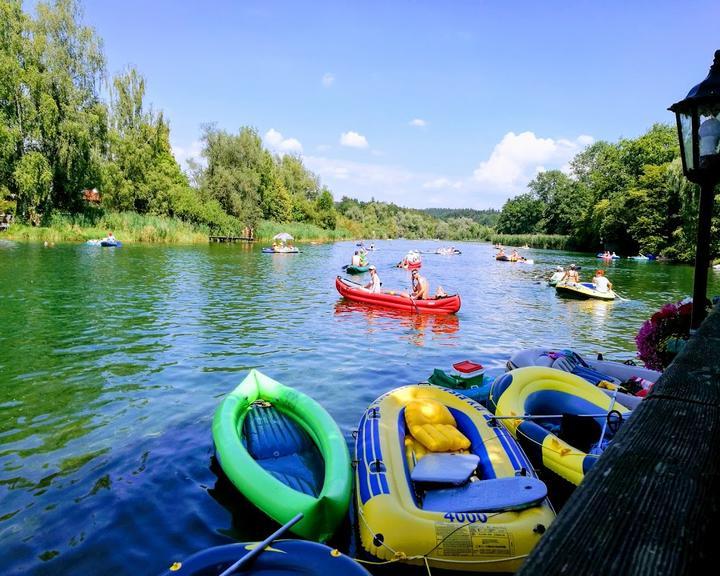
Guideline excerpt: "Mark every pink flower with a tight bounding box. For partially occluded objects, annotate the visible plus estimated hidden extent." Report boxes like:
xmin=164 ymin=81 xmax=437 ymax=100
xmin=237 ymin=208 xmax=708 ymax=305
xmin=636 ymin=299 xmax=695 ymax=371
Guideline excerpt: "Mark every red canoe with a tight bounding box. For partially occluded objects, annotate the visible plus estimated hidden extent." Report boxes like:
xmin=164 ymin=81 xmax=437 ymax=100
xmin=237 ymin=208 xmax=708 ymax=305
xmin=398 ymin=260 xmax=422 ymax=270
xmin=335 ymin=276 xmax=461 ymax=314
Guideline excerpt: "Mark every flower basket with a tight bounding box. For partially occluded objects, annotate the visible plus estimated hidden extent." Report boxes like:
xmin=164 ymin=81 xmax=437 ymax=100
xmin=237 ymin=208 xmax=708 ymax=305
xmin=635 ymin=299 xmax=694 ymax=371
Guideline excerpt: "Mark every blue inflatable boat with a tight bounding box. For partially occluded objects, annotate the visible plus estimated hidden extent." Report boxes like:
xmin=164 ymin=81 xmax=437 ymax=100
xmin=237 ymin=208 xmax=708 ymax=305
xmin=157 ymin=540 xmax=371 ymax=575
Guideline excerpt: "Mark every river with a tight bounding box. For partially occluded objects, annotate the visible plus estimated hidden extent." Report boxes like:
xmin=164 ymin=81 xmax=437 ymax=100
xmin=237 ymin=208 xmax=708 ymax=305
xmin=0 ymin=239 xmax=716 ymax=575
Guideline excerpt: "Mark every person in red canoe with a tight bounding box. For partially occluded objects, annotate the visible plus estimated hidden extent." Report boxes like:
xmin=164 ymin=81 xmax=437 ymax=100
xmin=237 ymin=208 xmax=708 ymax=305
xmin=409 ymin=269 xmax=430 ymax=299
xmin=363 ymin=265 xmax=382 ymax=294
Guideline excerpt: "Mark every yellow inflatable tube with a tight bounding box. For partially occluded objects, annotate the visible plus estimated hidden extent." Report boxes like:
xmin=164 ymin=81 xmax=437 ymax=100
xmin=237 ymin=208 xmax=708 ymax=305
xmin=355 ymin=385 xmax=555 ymax=573
xmin=488 ymin=367 xmax=631 ymax=486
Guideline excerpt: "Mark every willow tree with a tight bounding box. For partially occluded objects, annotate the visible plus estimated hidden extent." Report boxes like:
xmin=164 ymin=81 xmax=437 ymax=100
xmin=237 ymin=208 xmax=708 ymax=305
xmin=104 ymin=67 xmax=191 ymax=215
xmin=26 ymin=0 xmax=107 ymax=216
xmin=200 ymin=125 xmax=264 ymax=228
xmin=0 ymin=0 xmax=27 ymax=205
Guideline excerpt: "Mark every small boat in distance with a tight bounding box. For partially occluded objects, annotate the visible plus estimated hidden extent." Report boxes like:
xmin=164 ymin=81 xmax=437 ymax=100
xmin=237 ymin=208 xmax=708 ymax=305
xmin=265 ymin=232 xmax=299 ymax=253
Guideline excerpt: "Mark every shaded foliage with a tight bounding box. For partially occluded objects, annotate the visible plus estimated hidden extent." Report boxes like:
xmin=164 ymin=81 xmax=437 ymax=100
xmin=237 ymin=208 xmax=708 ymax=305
xmin=497 ymin=123 xmax=719 ymax=262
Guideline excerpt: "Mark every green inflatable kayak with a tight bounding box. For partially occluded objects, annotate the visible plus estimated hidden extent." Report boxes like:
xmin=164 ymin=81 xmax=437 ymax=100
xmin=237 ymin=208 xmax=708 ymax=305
xmin=345 ymin=265 xmax=370 ymax=274
xmin=212 ymin=369 xmax=352 ymax=542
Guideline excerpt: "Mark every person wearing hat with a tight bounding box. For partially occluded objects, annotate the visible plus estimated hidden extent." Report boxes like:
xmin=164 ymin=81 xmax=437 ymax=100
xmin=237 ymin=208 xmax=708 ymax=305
xmin=363 ymin=265 xmax=382 ymax=293
xmin=592 ymin=269 xmax=612 ymax=292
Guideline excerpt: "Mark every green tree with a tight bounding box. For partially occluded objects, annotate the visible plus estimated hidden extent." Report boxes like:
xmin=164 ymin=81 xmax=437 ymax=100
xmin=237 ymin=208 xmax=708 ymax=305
xmin=258 ymin=151 xmax=292 ymax=222
xmin=28 ymin=0 xmax=107 ymax=215
xmin=14 ymin=151 xmax=52 ymax=223
xmin=0 ymin=0 xmax=27 ymax=201
xmin=528 ymin=170 xmax=585 ymax=235
xmin=496 ymin=193 xmax=543 ymax=234
xmin=200 ymin=125 xmax=264 ymax=227
xmin=105 ymin=68 xmax=191 ymax=216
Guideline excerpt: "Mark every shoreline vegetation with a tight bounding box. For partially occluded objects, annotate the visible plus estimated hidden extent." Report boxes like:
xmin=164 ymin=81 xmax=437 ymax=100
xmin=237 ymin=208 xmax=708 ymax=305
xmin=1 ymin=1 xmax=717 ymax=261
xmin=1 ymin=212 xmax=356 ymax=245
xmin=2 ymin=209 xmax=572 ymax=248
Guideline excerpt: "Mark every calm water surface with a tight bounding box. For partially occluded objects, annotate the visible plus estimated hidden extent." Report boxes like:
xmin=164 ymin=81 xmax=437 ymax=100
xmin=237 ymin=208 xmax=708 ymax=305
xmin=1 ymin=239 xmax=716 ymax=575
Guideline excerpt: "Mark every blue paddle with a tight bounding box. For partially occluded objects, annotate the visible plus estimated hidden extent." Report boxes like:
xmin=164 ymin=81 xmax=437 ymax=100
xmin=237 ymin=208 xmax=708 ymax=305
xmin=218 ymin=513 xmax=304 ymax=576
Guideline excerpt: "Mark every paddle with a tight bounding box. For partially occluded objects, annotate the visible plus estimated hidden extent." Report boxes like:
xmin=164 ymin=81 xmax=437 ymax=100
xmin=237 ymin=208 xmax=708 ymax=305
xmin=593 ymin=388 xmax=619 ymax=454
xmin=218 ymin=513 xmax=304 ymax=576
xmin=340 ymin=276 xmax=365 ymax=287
xmin=612 ymin=289 xmax=630 ymax=301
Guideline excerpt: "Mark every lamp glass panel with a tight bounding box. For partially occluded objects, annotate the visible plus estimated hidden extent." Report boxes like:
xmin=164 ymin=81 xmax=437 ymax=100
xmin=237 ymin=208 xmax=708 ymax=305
xmin=699 ymin=108 xmax=720 ymax=158
xmin=679 ymin=113 xmax=695 ymax=170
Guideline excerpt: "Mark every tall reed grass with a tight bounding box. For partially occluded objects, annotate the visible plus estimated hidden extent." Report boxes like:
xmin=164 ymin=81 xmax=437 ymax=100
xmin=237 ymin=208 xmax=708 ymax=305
xmin=489 ymin=233 xmax=570 ymax=250
xmin=6 ymin=212 xmax=208 ymax=244
xmin=255 ymin=220 xmax=353 ymax=241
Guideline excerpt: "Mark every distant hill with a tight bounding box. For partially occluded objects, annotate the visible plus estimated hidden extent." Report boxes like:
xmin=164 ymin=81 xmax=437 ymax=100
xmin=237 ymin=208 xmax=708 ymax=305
xmin=422 ymin=208 xmax=500 ymax=227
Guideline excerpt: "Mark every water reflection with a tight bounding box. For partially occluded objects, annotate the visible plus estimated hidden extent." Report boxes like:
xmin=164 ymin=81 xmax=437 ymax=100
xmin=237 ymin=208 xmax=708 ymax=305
xmin=0 ymin=240 xmax=716 ymax=576
xmin=333 ymin=300 xmax=460 ymax=346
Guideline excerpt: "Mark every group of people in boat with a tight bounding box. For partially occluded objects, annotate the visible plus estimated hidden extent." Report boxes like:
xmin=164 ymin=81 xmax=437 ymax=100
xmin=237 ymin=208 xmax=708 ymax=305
xmin=271 ymin=240 xmax=296 ymax=252
xmin=496 ymin=247 xmax=529 ymax=262
xmin=600 ymin=250 xmax=618 ymax=259
xmin=351 ymin=248 xmax=369 ymax=267
xmin=552 ymin=264 xmax=613 ymax=292
xmin=361 ymin=266 xmax=445 ymax=299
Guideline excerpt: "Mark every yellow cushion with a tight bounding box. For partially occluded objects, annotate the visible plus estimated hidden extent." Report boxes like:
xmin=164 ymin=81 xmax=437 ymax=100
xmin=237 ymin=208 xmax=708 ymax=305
xmin=405 ymin=399 xmax=470 ymax=452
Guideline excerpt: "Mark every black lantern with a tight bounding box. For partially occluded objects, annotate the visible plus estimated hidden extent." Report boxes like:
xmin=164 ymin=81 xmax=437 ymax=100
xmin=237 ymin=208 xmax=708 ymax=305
xmin=670 ymin=50 xmax=720 ymax=183
xmin=669 ymin=50 xmax=720 ymax=329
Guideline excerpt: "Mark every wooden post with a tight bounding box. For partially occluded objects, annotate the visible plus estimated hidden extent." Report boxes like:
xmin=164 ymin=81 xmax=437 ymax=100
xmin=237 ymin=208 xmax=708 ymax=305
xmin=691 ymin=180 xmax=717 ymax=330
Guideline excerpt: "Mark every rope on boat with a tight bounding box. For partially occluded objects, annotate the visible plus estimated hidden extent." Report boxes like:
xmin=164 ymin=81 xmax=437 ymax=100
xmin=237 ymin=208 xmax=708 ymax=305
xmin=354 ymin=503 xmax=532 ymax=572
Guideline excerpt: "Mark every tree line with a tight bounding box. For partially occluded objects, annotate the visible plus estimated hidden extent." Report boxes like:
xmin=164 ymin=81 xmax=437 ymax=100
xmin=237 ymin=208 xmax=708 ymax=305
xmin=495 ymin=124 xmax=719 ymax=262
xmin=4 ymin=1 xmax=715 ymax=257
xmin=0 ymin=0 xmax=343 ymax=235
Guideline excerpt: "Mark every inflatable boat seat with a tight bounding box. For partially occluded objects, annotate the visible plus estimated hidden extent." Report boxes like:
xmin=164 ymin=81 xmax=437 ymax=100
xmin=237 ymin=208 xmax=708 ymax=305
xmin=422 ymin=476 xmax=548 ymax=513
xmin=411 ymin=453 xmax=480 ymax=485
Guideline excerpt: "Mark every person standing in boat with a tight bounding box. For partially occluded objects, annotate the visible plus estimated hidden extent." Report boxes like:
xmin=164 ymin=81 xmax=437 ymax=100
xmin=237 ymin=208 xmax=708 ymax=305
xmin=351 ymin=251 xmax=361 ymax=266
xmin=363 ymin=265 xmax=382 ymax=293
xmin=593 ymin=269 xmax=612 ymax=292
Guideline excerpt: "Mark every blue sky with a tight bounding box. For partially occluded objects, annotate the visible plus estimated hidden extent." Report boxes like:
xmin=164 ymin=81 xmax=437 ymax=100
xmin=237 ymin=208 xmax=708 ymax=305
xmin=80 ymin=0 xmax=719 ymax=209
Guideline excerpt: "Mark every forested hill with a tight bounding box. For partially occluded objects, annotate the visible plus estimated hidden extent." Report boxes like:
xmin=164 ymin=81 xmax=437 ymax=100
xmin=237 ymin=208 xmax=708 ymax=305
xmin=422 ymin=208 xmax=500 ymax=227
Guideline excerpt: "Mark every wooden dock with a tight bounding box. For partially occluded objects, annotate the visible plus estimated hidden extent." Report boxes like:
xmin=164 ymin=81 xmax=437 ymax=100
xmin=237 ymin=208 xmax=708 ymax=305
xmin=209 ymin=236 xmax=254 ymax=243
xmin=519 ymin=303 xmax=720 ymax=575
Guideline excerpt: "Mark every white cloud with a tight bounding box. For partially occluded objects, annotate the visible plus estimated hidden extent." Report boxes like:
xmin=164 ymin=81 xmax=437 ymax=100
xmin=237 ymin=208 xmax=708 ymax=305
xmin=422 ymin=178 xmax=462 ymax=190
xmin=172 ymin=139 xmax=204 ymax=168
xmin=322 ymin=72 xmax=335 ymax=87
xmin=264 ymin=128 xmax=303 ymax=153
xmin=472 ymin=131 xmax=593 ymax=192
xmin=339 ymin=131 xmax=369 ymax=149
xmin=409 ymin=118 xmax=427 ymax=127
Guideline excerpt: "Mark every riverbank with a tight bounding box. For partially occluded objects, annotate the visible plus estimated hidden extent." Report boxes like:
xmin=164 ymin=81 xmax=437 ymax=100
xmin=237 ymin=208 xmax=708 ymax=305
xmin=1 ymin=211 xmax=355 ymax=245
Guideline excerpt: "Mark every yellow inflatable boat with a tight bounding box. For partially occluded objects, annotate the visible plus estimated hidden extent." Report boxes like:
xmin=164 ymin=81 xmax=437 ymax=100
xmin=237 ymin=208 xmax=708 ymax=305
xmin=555 ymin=281 xmax=616 ymax=300
xmin=488 ymin=367 xmax=632 ymax=486
xmin=354 ymin=385 xmax=555 ymax=572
